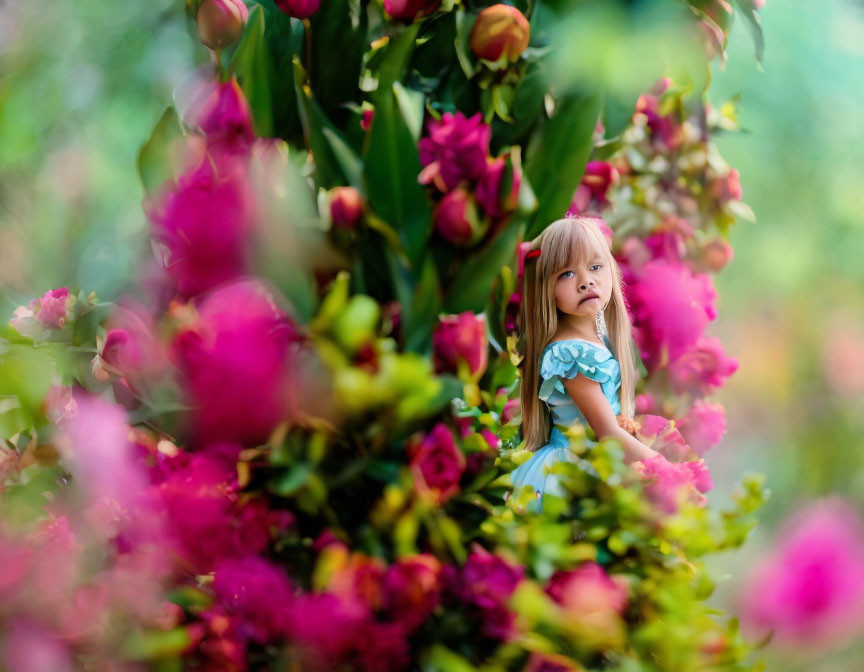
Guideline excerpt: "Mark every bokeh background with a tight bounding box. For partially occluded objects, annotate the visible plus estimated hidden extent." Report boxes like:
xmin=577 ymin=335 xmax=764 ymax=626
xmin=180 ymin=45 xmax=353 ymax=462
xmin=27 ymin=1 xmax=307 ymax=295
xmin=2 ymin=0 xmax=863 ymax=668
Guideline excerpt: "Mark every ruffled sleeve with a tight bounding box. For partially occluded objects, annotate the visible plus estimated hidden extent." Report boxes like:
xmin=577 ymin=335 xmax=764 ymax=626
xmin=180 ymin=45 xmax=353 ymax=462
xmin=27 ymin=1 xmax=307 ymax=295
xmin=538 ymin=340 xmax=618 ymax=402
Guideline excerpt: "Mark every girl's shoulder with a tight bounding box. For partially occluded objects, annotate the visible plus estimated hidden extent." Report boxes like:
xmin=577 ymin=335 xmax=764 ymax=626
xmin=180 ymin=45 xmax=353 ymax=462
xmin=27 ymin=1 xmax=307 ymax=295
xmin=540 ymin=337 xmax=618 ymax=385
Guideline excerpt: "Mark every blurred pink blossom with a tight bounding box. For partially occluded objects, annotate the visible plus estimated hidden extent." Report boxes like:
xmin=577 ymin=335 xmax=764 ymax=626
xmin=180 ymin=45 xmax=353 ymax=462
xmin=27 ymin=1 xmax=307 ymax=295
xmin=11 ymin=287 xmax=71 ymax=337
xmin=624 ymin=259 xmax=717 ymax=371
xmin=638 ymin=414 xmax=689 ymax=461
xmin=433 ymin=187 xmax=485 ymax=246
xmin=567 ymin=161 xmax=619 ymax=215
xmin=274 ymin=0 xmax=321 ymax=19
xmin=382 ymin=554 xmax=442 ymax=632
xmin=171 ymin=280 xmax=298 ymax=446
xmin=632 ymin=454 xmax=713 ymax=514
xmin=668 ymin=337 xmax=739 ymax=396
xmin=384 ymin=0 xmax=441 ymax=21
xmin=678 ymin=400 xmax=727 ymax=456
xmin=457 ymin=545 xmax=524 ymax=640
xmin=738 ymin=498 xmax=864 ymax=650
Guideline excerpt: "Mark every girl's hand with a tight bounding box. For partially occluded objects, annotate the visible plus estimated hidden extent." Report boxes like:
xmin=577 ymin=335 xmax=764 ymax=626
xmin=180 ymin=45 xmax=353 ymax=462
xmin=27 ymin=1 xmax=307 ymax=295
xmin=616 ymin=414 xmax=641 ymax=437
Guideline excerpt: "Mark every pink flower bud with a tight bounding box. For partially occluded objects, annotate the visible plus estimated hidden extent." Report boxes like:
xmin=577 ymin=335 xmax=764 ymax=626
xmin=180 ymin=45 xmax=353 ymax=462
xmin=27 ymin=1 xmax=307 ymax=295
xmin=274 ymin=0 xmax=320 ymax=19
xmin=360 ymin=108 xmax=375 ymax=131
xmin=384 ymin=0 xmax=441 ymax=21
xmin=708 ymin=168 xmax=743 ymax=202
xmin=700 ymin=238 xmax=734 ymax=272
xmin=476 ymin=154 xmax=521 ymax=218
xmin=434 ymin=188 xmax=486 ymax=246
xmin=469 ymin=5 xmax=530 ymax=63
xmin=408 ymin=423 xmax=466 ymax=504
xmin=432 ymin=311 xmax=488 ymax=377
xmin=329 ymin=186 xmax=365 ymax=230
xmin=196 ymin=0 xmax=248 ymax=51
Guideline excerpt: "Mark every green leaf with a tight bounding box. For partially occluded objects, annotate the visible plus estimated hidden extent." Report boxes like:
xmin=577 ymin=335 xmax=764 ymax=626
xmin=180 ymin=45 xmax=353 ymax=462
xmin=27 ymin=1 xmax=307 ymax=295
xmin=525 ymin=89 xmax=602 ymax=238
xmin=454 ymin=9 xmax=479 ymax=79
xmin=732 ymin=0 xmax=765 ymax=67
xmin=308 ymin=0 xmax=367 ymax=110
xmin=256 ymin=0 xmax=304 ymax=138
xmin=122 ymin=628 xmax=191 ymax=661
xmin=270 ymin=463 xmax=314 ymax=496
xmin=136 ymin=107 xmax=182 ymax=195
xmin=402 ymin=252 xmax=442 ymax=354
xmin=229 ymin=5 xmax=274 ymax=136
xmin=444 ymin=222 xmax=522 ymax=314
xmin=364 ymin=83 xmax=432 ymax=268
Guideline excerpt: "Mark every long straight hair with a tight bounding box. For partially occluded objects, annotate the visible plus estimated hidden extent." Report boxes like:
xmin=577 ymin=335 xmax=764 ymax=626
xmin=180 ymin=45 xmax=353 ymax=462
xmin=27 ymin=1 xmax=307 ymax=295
xmin=519 ymin=216 xmax=637 ymax=452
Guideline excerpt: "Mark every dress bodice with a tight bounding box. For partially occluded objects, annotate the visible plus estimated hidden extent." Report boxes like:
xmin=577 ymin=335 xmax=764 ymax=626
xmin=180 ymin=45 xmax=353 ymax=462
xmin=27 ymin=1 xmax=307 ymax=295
xmin=539 ymin=337 xmax=622 ymax=430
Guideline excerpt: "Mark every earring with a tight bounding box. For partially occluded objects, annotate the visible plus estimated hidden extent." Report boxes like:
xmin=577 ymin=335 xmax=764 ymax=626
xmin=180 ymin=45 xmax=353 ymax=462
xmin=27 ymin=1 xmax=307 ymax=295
xmin=595 ymin=304 xmax=608 ymax=340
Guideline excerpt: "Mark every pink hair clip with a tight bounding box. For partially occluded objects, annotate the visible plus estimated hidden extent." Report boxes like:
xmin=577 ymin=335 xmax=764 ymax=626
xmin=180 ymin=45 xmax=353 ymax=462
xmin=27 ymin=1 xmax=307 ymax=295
xmin=525 ymin=248 xmax=541 ymax=260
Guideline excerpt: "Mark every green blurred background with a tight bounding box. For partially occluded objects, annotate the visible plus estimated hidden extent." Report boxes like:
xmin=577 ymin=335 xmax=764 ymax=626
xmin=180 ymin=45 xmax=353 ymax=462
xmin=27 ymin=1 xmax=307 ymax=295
xmin=2 ymin=0 xmax=863 ymax=667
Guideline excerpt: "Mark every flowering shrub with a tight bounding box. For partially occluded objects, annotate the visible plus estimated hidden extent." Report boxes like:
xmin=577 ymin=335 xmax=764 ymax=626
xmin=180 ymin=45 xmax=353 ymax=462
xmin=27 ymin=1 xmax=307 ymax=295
xmin=0 ymin=0 xmax=774 ymax=669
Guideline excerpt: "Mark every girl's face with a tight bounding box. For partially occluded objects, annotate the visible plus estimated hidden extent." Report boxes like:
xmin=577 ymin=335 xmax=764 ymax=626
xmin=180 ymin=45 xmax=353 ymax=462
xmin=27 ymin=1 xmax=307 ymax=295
xmin=553 ymin=241 xmax=613 ymax=320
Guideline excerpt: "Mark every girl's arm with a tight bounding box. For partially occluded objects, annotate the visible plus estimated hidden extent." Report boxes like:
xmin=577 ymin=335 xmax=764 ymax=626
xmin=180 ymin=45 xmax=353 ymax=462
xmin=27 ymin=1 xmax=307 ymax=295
xmin=561 ymin=375 xmax=659 ymax=464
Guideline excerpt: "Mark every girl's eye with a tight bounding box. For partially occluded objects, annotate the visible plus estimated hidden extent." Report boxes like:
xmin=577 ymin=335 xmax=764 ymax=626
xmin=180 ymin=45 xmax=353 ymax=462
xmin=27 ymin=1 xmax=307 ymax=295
xmin=589 ymin=264 xmax=602 ymax=271
xmin=559 ymin=270 xmax=574 ymax=280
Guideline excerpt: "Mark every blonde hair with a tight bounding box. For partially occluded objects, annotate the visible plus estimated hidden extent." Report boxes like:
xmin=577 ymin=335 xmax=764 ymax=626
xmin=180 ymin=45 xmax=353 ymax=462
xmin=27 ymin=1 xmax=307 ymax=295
xmin=519 ymin=216 xmax=637 ymax=452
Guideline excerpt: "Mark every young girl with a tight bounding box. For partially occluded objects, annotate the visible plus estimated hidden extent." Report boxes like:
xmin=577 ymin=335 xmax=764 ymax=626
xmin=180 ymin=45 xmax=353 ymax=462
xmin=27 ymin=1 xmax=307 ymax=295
xmin=511 ymin=215 xmax=660 ymax=510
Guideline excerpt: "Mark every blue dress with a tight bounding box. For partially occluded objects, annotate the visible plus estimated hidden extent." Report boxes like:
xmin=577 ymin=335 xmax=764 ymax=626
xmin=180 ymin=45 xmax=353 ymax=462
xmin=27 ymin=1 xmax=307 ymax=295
xmin=509 ymin=337 xmax=622 ymax=512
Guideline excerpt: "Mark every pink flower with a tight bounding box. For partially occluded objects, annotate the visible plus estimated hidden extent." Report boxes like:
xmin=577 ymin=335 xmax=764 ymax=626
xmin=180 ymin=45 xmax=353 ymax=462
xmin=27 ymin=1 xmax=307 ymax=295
xmin=545 ymin=562 xmax=629 ymax=647
xmin=476 ymin=153 xmax=521 ymax=218
xmin=2 ymin=621 xmax=75 ymax=672
xmin=55 ymin=392 xmax=146 ymax=506
xmin=15 ymin=287 xmax=71 ymax=332
xmin=212 ymin=556 xmax=293 ymax=643
xmin=171 ymin=280 xmax=298 ymax=446
xmin=458 ymin=546 xmax=524 ymax=640
xmin=708 ymin=168 xmax=743 ymax=203
xmin=643 ymin=216 xmax=693 ymax=263
xmin=738 ymin=498 xmax=864 ymax=649
xmin=635 ymin=393 xmax=657 ymax=414
xmin=418 ymin=112 xmax=491 ymax=192
xmin=383 ymin=0 xmax=441 ymax=21
xmin=638 ymin=414 xmax=689 ymax=461
xmin=524 ymin=653 xmax=585 ymax=672
xmin=432 ymin=311 xmax=488 ymax=377
xmin=634 ymin=90 xmax=681 ymax=150
xmin=285 ymin=593 xmax=370 ymax=669
xmin=100 ymin=328 xmax=143 ymax=378
xmin=196 ymin=0 xmax=248 ymax=50
xmin=274 ymin=0 xmax=320 ymax=19
xmin=409 ymin=423 xmax=466 ymax=504
xmin=433 ymin=187 xmax=486 ymax=246
xmin=567 ymin=161 xmax=620 ymax=216
xmin=382 ymin=554 xmax=443 ymax=632
xmin=329 ymin=186 xmax=365 ymax=230
xmin=624 ymin=259 xmax=717 ymax=371
xmin=677 ymin=400 xmax=727 ymax=456
xmin=147 ymin=159 xmax=255 ymax=298
xmin=632 ymin=454 xmax=713 ymax=514
xmin=699 ymin=238 xmax=734 ymax=272
xmin=668 ymin=337 xmax=739 ymax=396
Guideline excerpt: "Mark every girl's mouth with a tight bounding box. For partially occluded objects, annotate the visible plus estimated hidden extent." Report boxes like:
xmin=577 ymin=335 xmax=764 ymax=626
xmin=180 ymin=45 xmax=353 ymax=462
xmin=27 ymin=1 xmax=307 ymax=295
xmin=579 ymin=293 xmax=599 ymax=305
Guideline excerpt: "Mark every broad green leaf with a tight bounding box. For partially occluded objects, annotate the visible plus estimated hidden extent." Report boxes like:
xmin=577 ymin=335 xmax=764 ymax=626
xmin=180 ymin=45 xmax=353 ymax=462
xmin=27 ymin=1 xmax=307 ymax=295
xmin=444 ymin=222 xmax=522 ymax=314
xmin=136 ymin=107 xmax=182 ymax=195
xmin=365 ymin=83 xmax=431 ymax=268
xmin=229 ymin=5 xmax=274 ymax=136
xmin=525 ymin=89 xmax=602 ymax=238
xmin=732 ymin=0 xmax=765 ymax=67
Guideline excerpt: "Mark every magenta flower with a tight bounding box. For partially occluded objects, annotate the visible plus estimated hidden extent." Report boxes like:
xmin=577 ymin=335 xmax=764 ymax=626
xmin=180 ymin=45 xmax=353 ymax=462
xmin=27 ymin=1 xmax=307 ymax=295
xmin=408 ymin=423 xmax=466 ymax=504
xmin=458 ymin=545 xmax=524 ymax=640
xmin=433 ymin=186 xmax=485 ymax=246
xmin=13 ymin=287 xmax=71 ymax=334
xmin=699 ymin=237 xmax=734 ymax=272
xmin=501 ymin=398 xmax=520 ymax=424
xmin=568 ymin=161 xmax=620 ymax=216
xmin=624 ymin=259 xmax=717 ymax=371
xmin=738 ymin=498 xmax=864 ymax=649
xmin=418 ymin=112 xmax=491 ymax=192
xmin=634 ymin=89 xmax=680 ymax=150
xmin=196 ymin=0 xmax=248 ymax=51
xmin=274 ymin=0 xmax=320 ymax=19
xmin=668 ymin=337 xmax=739 ymax=396
xmin=638 ymin=414 xmax=689 ymax=461
xmin=432 ymin=311 xmax=488 ymax=377
xmin=171 ymin=280 xmax=297 ymax=446
xmin=384 ymin=0 xmax=441 ymax=21
xmin=678 ymin=400 xmax=726 ymax=456
xmin=382 ymin=554 xmax=443 ymax=632
xmin=213 ymin=556 xmax=293 ymax=643
xmin=147 ymin=159 xmax=255 ymax=298
xmin=643 ymin=216 xmax=694 ymax=263
xmin=476 ymin=153 xmax=521 ymax=218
